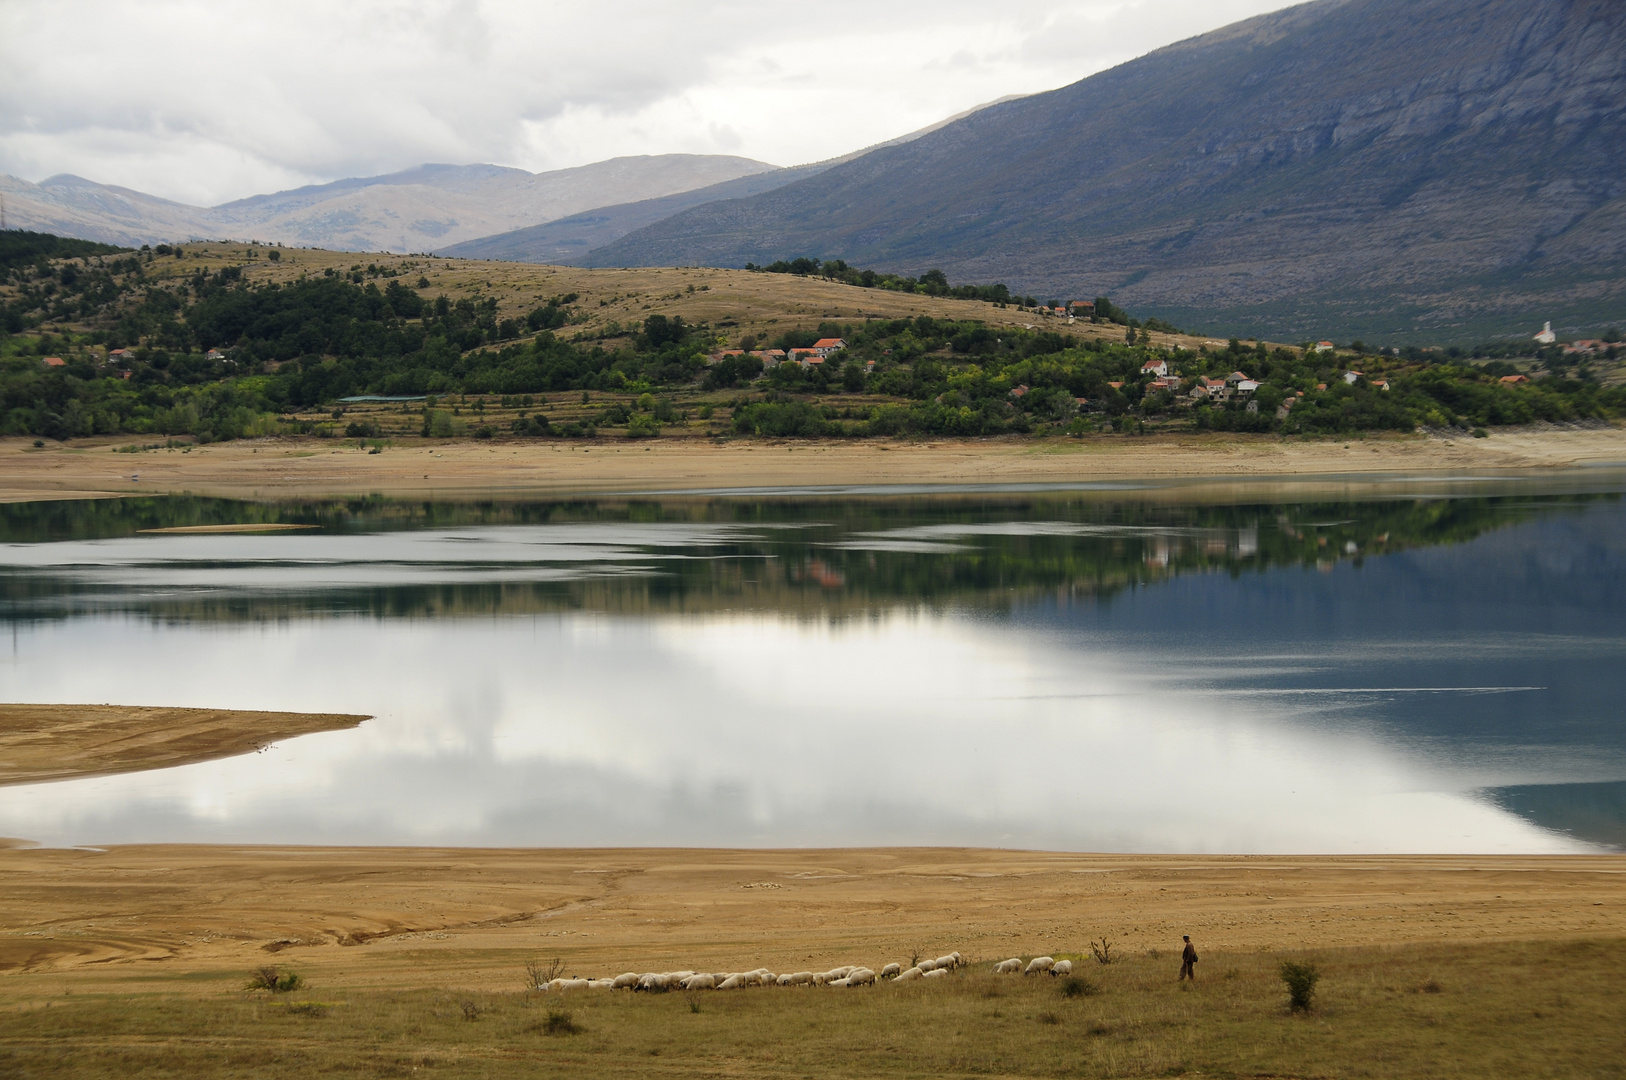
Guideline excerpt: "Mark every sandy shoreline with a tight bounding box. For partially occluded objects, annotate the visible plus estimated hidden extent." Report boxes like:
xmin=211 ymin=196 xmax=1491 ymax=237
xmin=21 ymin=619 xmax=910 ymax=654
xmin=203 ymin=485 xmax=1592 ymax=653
xmin=3 ymin=427 xmax=1626 ymax=503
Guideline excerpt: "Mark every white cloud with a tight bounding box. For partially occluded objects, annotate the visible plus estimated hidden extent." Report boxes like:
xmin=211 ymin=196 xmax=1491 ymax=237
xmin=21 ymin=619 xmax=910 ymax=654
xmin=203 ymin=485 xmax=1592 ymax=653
xmin=0 ymin=0 xmax=1290 ymax=206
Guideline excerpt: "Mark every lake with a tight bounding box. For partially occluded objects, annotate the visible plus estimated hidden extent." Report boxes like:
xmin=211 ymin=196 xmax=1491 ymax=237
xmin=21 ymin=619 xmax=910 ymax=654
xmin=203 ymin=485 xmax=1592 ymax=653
xmin=2 ymin=473 xmax=1624 ymax=853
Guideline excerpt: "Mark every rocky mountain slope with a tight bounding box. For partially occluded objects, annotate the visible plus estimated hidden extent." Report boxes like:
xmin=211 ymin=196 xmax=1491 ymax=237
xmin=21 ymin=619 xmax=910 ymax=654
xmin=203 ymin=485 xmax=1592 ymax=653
xmin=582 ymin=0 xmax=1626 ymax=343
xmin=438 ymin=96 xmax=1027 ymax=265
xmin=0 ymin=155 xmax=775 ymax=253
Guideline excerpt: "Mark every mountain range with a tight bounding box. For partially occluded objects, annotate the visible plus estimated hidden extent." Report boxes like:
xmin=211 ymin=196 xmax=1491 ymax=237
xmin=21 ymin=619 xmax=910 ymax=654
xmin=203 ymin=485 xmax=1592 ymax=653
xmin=4 ymin=0 xmax=1622 ymax=343
xmin=0 ymin=155 xmax=776 ymax=253
xmin=579 ymin=0 xmax=1626 ymax=343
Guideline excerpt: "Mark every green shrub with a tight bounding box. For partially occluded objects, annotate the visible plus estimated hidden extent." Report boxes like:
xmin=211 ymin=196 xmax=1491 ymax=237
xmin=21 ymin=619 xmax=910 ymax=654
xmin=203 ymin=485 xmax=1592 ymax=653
xmin=1060 ymin=976 xmax=1098 ymax=998
xmin=246 ymin=966 xmax=303 ymax=994
xmin=541 ymin=1010 xmax=581 ymax=1035
xmin=1280 ymin=961 xmax=1320 ymax=1012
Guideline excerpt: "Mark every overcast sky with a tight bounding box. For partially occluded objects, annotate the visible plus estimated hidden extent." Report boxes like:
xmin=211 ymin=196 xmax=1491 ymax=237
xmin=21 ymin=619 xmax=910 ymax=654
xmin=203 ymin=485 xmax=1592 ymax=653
xmin=2 ymin=0 xmax=1292 ymax=207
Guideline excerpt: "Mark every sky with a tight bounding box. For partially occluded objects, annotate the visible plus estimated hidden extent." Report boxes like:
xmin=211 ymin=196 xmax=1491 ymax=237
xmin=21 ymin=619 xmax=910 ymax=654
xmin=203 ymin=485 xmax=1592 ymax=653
xmin=1 ymin=0 xmax=1292 ymax=208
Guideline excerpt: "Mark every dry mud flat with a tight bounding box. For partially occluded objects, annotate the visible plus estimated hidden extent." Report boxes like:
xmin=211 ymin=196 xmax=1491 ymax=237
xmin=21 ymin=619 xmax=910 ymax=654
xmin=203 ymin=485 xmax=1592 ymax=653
xmin=3 ymin=426 xmax=1626 ymax=503
xmin=1 ymin=845 xmax=1622 ymax=992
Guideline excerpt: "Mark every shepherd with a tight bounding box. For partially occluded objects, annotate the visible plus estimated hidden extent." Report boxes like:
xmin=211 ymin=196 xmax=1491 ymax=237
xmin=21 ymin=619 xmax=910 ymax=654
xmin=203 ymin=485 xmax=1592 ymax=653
xmin=1179 ymin=935 xmax=1198 ymax=981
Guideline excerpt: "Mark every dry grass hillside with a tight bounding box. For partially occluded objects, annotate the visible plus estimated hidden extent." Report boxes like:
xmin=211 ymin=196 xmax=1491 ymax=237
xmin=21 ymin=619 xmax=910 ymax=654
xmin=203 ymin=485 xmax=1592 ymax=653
xmin=153 ymin=243 xmax=1238 ymax=355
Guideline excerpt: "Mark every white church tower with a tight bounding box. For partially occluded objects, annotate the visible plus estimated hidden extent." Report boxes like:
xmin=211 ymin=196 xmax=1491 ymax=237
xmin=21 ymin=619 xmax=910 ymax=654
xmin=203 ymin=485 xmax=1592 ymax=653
xmin=1533 ymin=321 xmax=1556 ymax=344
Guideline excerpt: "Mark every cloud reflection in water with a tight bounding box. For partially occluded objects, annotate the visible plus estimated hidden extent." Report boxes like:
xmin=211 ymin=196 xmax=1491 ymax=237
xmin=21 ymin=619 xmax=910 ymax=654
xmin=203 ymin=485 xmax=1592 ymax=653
xmin=0 ymin=610 xmax=1588 ymax=853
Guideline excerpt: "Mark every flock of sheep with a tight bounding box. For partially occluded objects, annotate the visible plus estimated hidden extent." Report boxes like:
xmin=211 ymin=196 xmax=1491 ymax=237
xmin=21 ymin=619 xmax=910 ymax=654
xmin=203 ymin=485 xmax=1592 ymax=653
xmin=538 ymin=952 xmax=1074 ymax=992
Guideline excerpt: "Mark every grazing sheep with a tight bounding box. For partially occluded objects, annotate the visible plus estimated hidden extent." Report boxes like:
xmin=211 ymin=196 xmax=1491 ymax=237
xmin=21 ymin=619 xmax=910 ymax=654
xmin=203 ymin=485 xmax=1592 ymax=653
xmin=923 ymin=968 xmax=951 ymax=980
xmin=993 ymin=958 xmax=1022 ymax=974
xmin=561 ymin=978 xmax=591 ymax=990
xmin=952 ymin=951 xmax=964 ymax=967
xmin=611 ymin=972 xmax=640 ymax=989
xmin=917 ymin=958 xmax=938 ymax=972
xmin=588 ymin=978 xmax=617 ymax=989
xmin=894 ymin=966 xmax=924 ymax=982
xmin=1024 ymin=956 xmax=1056 ymax=975
xmin=1051 ymin=960 xmax=1073 ymax=977
xmin=880 ymin=963 xmax=902 ymax=978
xmin=777 ymin=971 xmax=814 ymax=986
xmin=681 ymin=974 xmax=716 ymax=990
xmin=717 ymin=974 xmax=747 ymax=990
xmin=934 ymin=954 xmax=958 ymax=971
xmin=847 ymin=968 xmax=876 ymax=987
xmin=827 ymin=977 xmax=850 ymax=987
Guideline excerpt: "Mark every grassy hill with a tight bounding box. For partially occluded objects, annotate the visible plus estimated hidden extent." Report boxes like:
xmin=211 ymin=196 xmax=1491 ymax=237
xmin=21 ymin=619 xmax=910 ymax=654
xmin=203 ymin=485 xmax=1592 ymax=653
xmin=582 ymin=0 xmax=1626 ymax=347
xmin=1 ymin=240 xmax=1620 ymax=445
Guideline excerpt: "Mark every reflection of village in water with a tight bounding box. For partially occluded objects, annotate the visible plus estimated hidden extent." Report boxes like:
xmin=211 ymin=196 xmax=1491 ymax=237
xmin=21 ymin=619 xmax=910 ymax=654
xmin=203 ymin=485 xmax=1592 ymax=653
xmin=0 ymin=483 xmax=1599 ymax=622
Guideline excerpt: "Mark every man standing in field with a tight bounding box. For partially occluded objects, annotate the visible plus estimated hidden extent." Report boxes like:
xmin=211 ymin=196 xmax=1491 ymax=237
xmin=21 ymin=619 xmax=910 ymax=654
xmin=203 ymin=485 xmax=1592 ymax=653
xmin=1179 ymin=935 xmax=1198 ymax=981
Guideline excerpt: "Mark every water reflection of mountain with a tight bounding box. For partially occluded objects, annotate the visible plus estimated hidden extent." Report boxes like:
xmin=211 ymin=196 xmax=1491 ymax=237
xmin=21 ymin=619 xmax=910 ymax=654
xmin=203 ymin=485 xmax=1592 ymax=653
xmin=0 ymin=492 xmax=1607 ymax=622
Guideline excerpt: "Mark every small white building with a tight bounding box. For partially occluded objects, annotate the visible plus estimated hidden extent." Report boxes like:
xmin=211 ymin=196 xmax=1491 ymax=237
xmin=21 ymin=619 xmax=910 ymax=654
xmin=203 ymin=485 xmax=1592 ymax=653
xmin=1534 ymin=321 xmax=1556 ymax=345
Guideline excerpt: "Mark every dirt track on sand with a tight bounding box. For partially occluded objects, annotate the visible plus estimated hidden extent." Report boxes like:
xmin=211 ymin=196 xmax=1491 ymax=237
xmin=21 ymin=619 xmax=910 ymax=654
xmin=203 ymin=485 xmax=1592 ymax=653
xmin=1 ymin=846 xmax=1620 ymax=992
xmin=3 ymin=427 xmax=1625 ymax=503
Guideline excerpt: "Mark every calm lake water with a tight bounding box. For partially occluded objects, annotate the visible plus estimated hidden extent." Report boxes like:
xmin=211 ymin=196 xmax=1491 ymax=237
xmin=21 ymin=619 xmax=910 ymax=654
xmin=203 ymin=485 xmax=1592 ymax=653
xmin=3 ymin=474 xmax=1625 ymax=853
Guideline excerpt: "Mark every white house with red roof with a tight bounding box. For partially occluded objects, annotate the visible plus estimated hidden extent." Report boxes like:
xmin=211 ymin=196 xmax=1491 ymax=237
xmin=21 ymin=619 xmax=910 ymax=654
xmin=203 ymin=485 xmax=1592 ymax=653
xmin=811 ymin=338 xmax=846 ymax=357
xmin=1141 ymin=358 xmax=1169 ymax=378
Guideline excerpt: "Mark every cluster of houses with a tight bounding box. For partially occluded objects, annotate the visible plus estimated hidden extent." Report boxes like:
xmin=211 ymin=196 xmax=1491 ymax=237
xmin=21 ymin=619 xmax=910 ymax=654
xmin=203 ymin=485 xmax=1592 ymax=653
xmin=39 ymin=345 xmax=233 ymax=377
xmin=1133 ymin=360 xmax=1392 ymax=418
xmin=708 ymin=337 xmax=848 ymax=369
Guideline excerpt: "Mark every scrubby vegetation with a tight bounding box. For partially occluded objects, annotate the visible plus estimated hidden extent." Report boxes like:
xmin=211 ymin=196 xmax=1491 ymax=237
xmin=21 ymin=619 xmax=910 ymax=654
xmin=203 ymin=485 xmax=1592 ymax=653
xmin=2 ymin=236 xmax=1621 ymax=443
xmin=0 ymin=940 xmax=1618 ymax=1078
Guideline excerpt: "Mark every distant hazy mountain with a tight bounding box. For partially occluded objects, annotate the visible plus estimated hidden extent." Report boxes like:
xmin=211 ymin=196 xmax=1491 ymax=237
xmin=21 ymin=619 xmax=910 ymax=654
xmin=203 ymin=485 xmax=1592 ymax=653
xmin=583 ymin=0 xmax=1626 ymax=343
xmin=436 ymin=163 xmax=831 ymax=264
xmin=0 ymin=155 xmax=777 ymax=253
xmin=438 ymin=96 xmax=1028 ymax=265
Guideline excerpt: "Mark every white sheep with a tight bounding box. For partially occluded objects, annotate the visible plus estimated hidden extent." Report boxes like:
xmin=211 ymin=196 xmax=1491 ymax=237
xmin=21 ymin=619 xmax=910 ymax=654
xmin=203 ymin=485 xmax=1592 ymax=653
xmin=681 ymin=974 xmax=716 ymax=990
xmin=827 ymin=977 xmax=850 ymax=987
xmin=846 ymin=968 xmax=876 ymax=987
xmin=923 ymin=968 xmax=951 ymax=980
xmin=1024 ymin=956 xmax=1055 ymax=975
xmin=952 ymin=951 xmax=964 ymax=967
xmin=611 ymin=972 xmax=640 ymax=989
xmin=880 ymin=963 xmax=902 ymax=978
xmin=717 ymin=974 xmax=747 ymax=990
xmin=1051 ymin=960 xmax=1073 ymax=977
xmin=934 ymin=954 xmax=958 ymax=971
xmin=993 ymin=958 xmax=1022 ymax=974
xmin=560 ymin=978 xmax=591 ymax=990
xmin=893 ymin=966 xmax=924 ymax=982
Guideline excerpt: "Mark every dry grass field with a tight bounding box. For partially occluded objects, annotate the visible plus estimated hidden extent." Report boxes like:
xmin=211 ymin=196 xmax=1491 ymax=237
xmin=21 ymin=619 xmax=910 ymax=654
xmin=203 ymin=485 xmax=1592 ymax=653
xmin=1 ymin=844 xmax=1622 ymax=1077
xmin=146 ymin=243 xmax=1217 ymax=354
